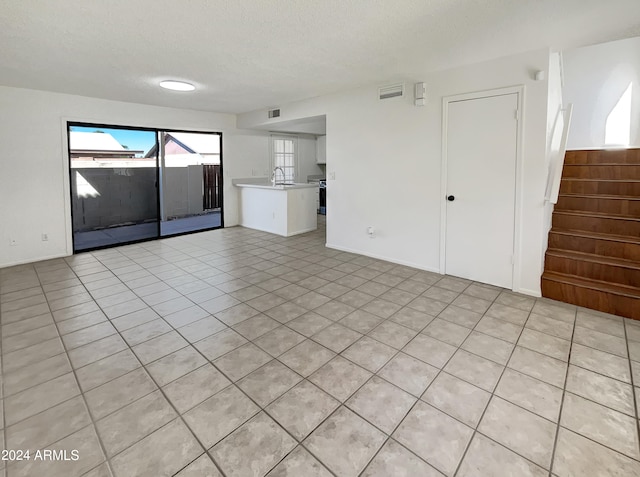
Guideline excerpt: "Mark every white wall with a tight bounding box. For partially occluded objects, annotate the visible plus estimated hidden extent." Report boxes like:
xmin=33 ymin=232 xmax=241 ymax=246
xmin=564 ymin=36 xmax=640 ymax=149
xmin=238 ymin=49 xmax=552 ymax=295
xmin=296 ymin=135 xmax=325 ymax=181
xmin=0 ymin=48 xmax=556 ymax=296
xmin=0 ymin=86 xmax=267 ymax=268
xmin=229 ymin=131 xmax=323 ymax=176
xmin=542 ymin=51 xmax=566 ymax=268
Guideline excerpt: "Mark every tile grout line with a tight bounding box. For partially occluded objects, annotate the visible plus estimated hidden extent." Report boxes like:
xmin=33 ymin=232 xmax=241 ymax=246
xmin=0 ymin=278 xmax=596 ymax=454
xmin=551 ymin=315 xmax=640 ymax=465
xmin=449 ymin=286 xmax=535 ymax=476
xmin=357 ymin=283 xmax=526 ymax=476
xmin=83 ymin=235 xmax=342 ymax=470
xmin=3 ymin=260 xmax=504 ymax=416
xmin=622 ymin=319 xmax=640 ymax=461
xmin=3 ymin=223 xmax=637 ymax=476
xmin=150 ymin=252 xmax=440 ymax=476
xmin=84 ymin=253 xmax=235 ymax=477
xmin=547 ymin=306 xmax=578 ymax=477
xmin=183 ymin=335 xmax=339 ymax=476
xmin=2 ymin=244 xmax=358 ymax=425
xmin=335 ymin=324 xmax=434 ymax=476
xmin=31 ymin=266 xmax=115 ymax=477
xmin=353 ymin=350 xmax=453 ymax=476
xmin=2 ymin=261 xmax=537 ymax=475
xmin=42 ymin=254 xmax=253 ymax=475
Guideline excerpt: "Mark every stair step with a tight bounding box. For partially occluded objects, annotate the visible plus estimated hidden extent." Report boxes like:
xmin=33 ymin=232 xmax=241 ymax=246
xmin=547 ymin=248 xmax=640 ymax=268
xmin=552 ymin=210 xmax=640 ymax=237
xmin=562 ymin=164 xmax=640 ymax=180
xmin=553 ymin=210 xmax=640 ymax=221
xmin=545 ymin=148 xmax=640 ymax=318
xmin=549 ymin=228 xmax=640 ymax=245
xmin=559 ymin=178 xmax=640 ymax=196
xmin=564 ymin=149 xmax=640 ymax=165
xmin=549 ymin=229 xmax=640 ymax=261
xmin=541 ymin=271 xmax=640 ymax=319
xmin=542 ymin=271 xmax=640 ymax=297
xmin=555 ymin=194 xmax=640 ymax=216
xmin=545 ymin=249 xmax=640 ymax=287
xmin=559 ymin=193 xmax=640 ymax=200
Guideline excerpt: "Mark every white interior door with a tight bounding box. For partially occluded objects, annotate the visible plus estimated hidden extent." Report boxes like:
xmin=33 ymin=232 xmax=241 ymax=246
xmin=445 ymin=93 xmax=519 ymax=288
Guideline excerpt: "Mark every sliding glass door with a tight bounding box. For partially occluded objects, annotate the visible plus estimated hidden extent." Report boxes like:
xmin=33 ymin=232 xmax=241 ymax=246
xmin=69 ymin=124 xmax=159 ymax=251
xmin=158 ymin=131 xmax=222 ymax=237
xmin=68 ymin=123 xmax=223 ymax=252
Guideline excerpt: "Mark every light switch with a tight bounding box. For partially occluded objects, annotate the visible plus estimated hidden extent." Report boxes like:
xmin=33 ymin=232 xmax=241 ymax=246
xmin=329 ymin=172 xmax=336 ymax=180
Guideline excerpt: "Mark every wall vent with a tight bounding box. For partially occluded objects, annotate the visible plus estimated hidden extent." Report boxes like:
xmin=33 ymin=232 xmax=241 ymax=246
xmin=268 ymin=108 xmax=281 ymax=118
xmin=378 ymin=83 xmax=404 ymax=100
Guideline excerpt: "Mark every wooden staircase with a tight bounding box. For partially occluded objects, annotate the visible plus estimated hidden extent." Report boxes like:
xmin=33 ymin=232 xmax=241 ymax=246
xmin=541 ymin=148 xmax=640 ymax=320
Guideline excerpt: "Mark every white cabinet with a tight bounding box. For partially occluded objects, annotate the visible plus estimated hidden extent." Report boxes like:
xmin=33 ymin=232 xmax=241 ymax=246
xmin=236 ymin=184 xmax=318 ymax=236
xmin=316 ymin=135 xmax=326 ymax=164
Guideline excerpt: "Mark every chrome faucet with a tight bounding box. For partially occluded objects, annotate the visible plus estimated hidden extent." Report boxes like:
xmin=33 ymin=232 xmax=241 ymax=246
xmin=272 ymin=166 xmax=285 ymax=186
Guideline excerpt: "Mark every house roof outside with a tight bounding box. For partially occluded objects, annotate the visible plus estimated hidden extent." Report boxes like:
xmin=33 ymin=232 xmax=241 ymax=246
xmin=145 ymin=132 xmax=220 ymax=159
xmin=69 ymin=131 xmax=125 ymax=151
xmin=69 ymin=131 xmax=144 ymax=157
xmin=169 ymin=132 xmax=220 ymax=155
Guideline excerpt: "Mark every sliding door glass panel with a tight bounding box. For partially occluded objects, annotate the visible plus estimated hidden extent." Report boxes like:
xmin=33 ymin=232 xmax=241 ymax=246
xmin=69 ymin=125 xmax=159 ymax=251
xmin=159 ymin=131 xmax=222 ymax=236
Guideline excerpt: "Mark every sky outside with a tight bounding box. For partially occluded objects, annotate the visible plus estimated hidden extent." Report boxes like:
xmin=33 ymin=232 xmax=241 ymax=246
xmin=70 ymin=125 xmax=156 ymax=156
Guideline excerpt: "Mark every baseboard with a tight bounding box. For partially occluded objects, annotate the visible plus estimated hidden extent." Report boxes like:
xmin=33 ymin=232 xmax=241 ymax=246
xmin=325 ymin=243 xmax=441 ymax=274
xmin=324 ymin=242 xmax=544 ymax=298
xmin=286 ymin=227 xmax=317 ymax=237
xmin=514 ymin=287 xmax=542 ymax=298
xmin=238 ymin=223 xmax=318 ymax=237
xmin=0 ymin=251 xmax=71 ymax=270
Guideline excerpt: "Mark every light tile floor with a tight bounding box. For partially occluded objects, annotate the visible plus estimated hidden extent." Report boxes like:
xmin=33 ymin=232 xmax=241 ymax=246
xmin=1 ymin=217 xmax=640 ymax=476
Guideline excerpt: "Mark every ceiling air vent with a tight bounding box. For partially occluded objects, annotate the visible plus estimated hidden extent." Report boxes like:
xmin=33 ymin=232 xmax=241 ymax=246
xmin=268 ymin=108 xmax=281 ymax=118
xmin=378 ymin=83 xmax=404 ymax=100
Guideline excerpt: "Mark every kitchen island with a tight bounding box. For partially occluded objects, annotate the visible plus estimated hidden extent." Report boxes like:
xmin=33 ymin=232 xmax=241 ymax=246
xmin=234 ymin=182 xmax=319 ymax=237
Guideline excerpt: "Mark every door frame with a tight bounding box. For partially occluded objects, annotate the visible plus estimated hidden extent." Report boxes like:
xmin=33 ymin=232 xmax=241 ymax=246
xmin=65 ymin=121 xmax=224 ymax=253
xmin=439 ymin=85 xmax=525 ymax=291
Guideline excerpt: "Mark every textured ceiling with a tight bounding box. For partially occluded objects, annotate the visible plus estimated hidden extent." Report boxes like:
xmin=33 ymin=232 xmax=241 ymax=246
xmin=1 ymin=0 xmax=639 ymax=113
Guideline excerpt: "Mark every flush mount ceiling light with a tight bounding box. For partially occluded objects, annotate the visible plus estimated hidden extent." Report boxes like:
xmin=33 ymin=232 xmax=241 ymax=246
xmin=159 ymin=80 xmax=195 ymax=91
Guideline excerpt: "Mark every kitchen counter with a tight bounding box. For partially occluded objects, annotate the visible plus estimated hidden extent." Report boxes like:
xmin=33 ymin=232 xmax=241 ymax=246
xmin=234 ymin=182 xmax=318 ymax=190
xmin=234 ymin=181 xmax=319 ymax=236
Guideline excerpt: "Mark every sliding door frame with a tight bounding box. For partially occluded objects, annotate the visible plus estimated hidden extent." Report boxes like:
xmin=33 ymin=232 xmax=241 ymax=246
xmin=158 ymin=127 xmax=225 ymax=238
xmin=67 ymin=121 xmax=224 ymax=253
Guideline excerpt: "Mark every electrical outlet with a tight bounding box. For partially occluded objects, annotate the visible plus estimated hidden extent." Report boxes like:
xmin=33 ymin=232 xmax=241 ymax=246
xmin=42 ymin=233 xmax=49 ymax=241
xmin=10 ymin=238 xmax=17 ymax=246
